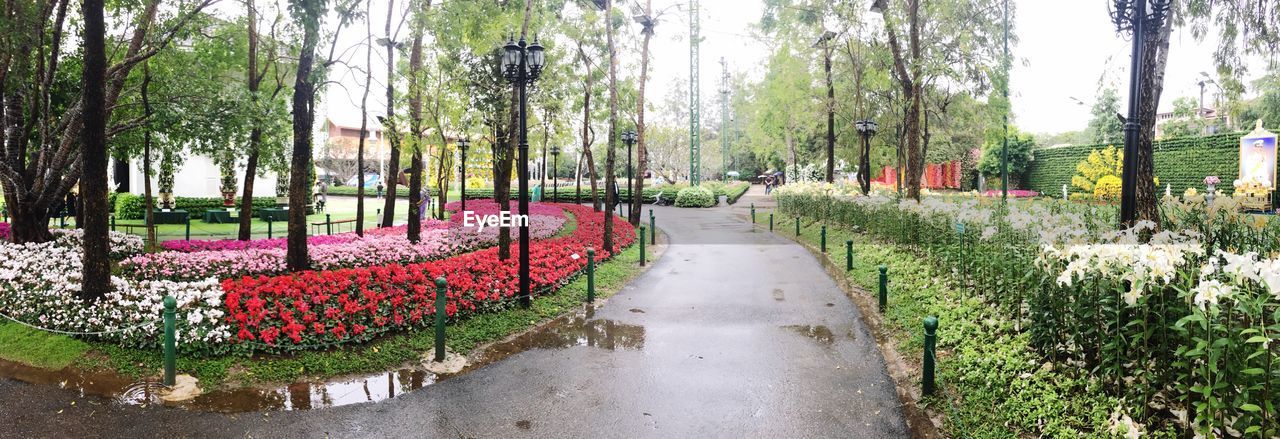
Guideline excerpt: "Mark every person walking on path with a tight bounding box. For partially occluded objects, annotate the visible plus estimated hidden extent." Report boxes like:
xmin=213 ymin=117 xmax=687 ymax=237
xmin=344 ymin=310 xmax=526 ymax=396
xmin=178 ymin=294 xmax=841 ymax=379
xmin=419 ymin=188 xmax=431 ymax=221
xmin=376 ymin=182 xmax=384 ymax=199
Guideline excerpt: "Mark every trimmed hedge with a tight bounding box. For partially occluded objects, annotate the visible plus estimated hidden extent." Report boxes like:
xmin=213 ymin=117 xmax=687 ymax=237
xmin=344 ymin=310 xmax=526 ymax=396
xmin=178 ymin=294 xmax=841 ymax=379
xmin=113 ymin=193 xmax=279 ymax=220
xmin=674 ymin=186 xmax=716 ymax=208
xmin=326 ymin=185 xmax=443 ymax=197
xmin=1025 ymin=132 xmax=1245 ymax=196
xmin=723 ymin=182 xmax=750 ymax=204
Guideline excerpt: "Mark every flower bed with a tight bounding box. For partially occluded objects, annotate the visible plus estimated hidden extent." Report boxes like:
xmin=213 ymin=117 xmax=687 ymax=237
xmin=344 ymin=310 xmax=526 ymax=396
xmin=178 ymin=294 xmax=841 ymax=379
xmin=0 ymin=240 xmax=230 ymax=350
xmin=220 ymin=204 xmax=633 ymax=350
xmin=0 ymin=222 xmax=9 ymax=240
xmin=0 ymin=203 xmax=631 ymax=355
xmin=775 ymin=184 xmax=1280 ymax=437
xmin=124 ymin=202 xmax=567 ymax=281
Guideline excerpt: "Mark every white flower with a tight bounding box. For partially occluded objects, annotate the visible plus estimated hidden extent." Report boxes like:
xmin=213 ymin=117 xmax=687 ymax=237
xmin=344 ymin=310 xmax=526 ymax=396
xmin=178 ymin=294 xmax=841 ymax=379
xmin=981 ymin=226 xmax=997 ymax=240
xmin=1192 ymin=279 xmax=1231 ymax=310
xmin=571 ymin=253 xmax=581 ymax=260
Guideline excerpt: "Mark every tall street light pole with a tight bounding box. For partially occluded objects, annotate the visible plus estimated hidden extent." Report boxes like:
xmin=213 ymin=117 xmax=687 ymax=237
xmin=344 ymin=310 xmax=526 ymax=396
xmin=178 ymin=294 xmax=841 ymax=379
xmin=551 ymin=146 xmax=560 ymax=202
xmin=1112 ymin=0 xmax=1171 ymax=225
xmin=458 ymin=137 xmax=469 ymax=213
xmin=502 ymin=34 xmax=545 ymax=308
xmin=1000 ymin=0 xmax=1009 ymax=203
xmin=622 ymin=130 xmax=636 ymax=217
xmin=855 ymin=120 xmax=878 ymax=195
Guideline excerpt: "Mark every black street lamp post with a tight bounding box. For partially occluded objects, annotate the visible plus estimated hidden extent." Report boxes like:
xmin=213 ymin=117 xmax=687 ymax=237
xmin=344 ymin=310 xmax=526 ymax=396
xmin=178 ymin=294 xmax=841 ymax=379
xmin=502 ymin=34 xmax=545 ymax=308
xmin=458 ymin=137 xmax=470 ymax=213
xmin=854 ymin=119 xmax=878 ymax=195
xmin=622 ymin=129 xmax=637 ymax=197
xmin=1111 ymin=0 xmax=1171 ymax=225
xmin=550 ymin=146 xmax=561 ymax=202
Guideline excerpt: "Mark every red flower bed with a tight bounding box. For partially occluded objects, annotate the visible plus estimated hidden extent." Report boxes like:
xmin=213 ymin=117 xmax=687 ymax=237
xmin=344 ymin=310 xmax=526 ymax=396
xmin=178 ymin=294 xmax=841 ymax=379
xmin=220 ymin=204 xmax=635 ymax=349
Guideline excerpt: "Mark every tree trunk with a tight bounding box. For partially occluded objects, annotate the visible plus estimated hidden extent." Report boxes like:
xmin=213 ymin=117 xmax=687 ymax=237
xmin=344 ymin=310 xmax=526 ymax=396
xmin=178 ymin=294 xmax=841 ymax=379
xmin=239 ymin=0 xmax=261 ymax=241
xmin=142 ymin=63 xmax=156 ymax=248
xmin=286 ymin=13 xmax=319 ymax=272
xmin=406 ymin=28 xmax=424 ymax=243
xmin=379 ymin=0 xmax=400 ymax=228
xmin=78 ymin=0 xmax=110 ymax=301
xmin=602 ymin=0 xmax=617 ymax=254
xmin=631 ymin=0 xmax=652 ymax=225
xmin=493 ymin=124 xmax=513 ymax=260
xmin=824 ymin=46 xmax=835 ymax=183
xmin=1134 ymin=11 xmax=1173 ymax=224
xmin=356 ymin=0 xmax=373 ymax=236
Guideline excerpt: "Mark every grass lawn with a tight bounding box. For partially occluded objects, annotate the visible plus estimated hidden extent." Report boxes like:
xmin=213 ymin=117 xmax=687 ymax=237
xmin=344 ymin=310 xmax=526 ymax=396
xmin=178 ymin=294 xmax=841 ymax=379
xmin=0 ymin=323 xmax=91 ymax=369
xmin=46 ymin=195 xmax=469 ymax=242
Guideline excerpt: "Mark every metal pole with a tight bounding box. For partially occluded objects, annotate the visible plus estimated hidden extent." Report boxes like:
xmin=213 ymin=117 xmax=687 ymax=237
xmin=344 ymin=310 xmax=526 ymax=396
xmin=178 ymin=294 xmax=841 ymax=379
xmin=184 ymin=214 xmax=190 ymax=241
xmin=795 ymin=217 xmax=800 ymax=236
xmin=846 ymin=240 xmax=853 ymax=270
xmin=923 ymin=316 xmax=938 ymax=395
xmin=586 ymin=248 xmax=596 ymax=303
xmin=434 ymin=277 xmax=447 ymax=362
xmin=460 ymin=145 xmax=467 ymax=213
xmin=821 ymin=225 xmax=827 ymax=252
xmin=267 ymin=219 xmax=272 ymax=238
xmin=518 ymin=39 xmax=532 ymax=308
xmin=552 ymin=153 xmax=558 ymax=202
xmin=326 ymin=213 xmax=332 ymax=235
xmin=750 ymin=203 xmax=755 ymax=223
xmin=162 ymin=296 xmax=176 ymax=386
xmin=639 ymin=226 xmax=646 ymax=266
xmin=878 ymin=265 xmax=888 ymax=313
xmin=769 ymin=213 xmax=773 ymax=231
xmin=1119 ymin=0 xmax=1147 ymax=226
xmin=1000 ymin=0 xmax=1009 ymax=203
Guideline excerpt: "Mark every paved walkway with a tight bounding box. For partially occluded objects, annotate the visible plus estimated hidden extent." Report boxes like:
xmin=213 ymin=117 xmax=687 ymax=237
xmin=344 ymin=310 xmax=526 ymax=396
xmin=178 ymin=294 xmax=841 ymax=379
xmin=0 ymin=186 xmax=908 ymax=438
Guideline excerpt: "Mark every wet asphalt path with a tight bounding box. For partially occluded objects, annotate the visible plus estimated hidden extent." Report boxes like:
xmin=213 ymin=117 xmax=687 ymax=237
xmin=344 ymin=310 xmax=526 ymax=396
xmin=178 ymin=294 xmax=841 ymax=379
xmin=0 ymin=190 xmax=909 ymax=438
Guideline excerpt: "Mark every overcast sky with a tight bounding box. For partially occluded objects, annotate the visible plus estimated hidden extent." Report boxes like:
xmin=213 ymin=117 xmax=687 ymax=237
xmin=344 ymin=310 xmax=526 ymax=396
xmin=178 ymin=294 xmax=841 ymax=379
xmin=315 ymin=0 xmax=1261 ymax=136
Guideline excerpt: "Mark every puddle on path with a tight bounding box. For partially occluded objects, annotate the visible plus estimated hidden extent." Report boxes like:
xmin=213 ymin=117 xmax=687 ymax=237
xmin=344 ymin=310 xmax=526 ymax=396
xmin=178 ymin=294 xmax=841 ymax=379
xmin=464 ymin=315 xmax=645 ymax=372
xmin=0 ymin=310 xmax=644 ymax=413
xmin=781 ymin=325 xmax=836 ymax=345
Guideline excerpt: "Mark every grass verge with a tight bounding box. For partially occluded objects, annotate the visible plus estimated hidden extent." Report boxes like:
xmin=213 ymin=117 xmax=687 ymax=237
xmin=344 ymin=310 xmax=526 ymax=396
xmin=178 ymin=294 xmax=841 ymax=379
xmin=0 ymin=323 xmax=91 ymax=369
xmin=768 ymin=210 xmax=1120 ymax=438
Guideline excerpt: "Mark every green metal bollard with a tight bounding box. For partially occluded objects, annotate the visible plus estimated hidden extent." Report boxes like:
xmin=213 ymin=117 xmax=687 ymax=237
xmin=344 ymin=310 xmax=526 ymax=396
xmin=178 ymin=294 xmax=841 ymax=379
xmin=769 ymin=213 xmax=774 ymax=231
xmin=923 ymin=316 xmax=939 ymax=396
xmin=586 ymin=248 xmax=596 ymax=303
xmin=267 ymin=219 xmax=273 ymax=239
xmin=639 ymin=226 xmax=646 ymax=266
xmin=326 ymin=213 xmax=332 ymax=235
xmin=111 ymin=214 xmax=116 ymax=232
xmin=795 ymin=217 xmax=800 ymax=236
xmin=821 ymin=225 xmax=827 ymax=252
xmin=162 ymin=296 xmax=176 ymax=386
xmin=878 ymin=265 xmax=888 ymax=313
xmin=846 ymin=240 xmax=853 ymax=271
xmin=184 ymin=214 xmax=191 ymax=241
xmin=434 ymin=277 xmax=447 ymax=362
xmin=750 ymin=203 xmax=756 ymax=223
xmin=649 ymin=211 xmax=656 ymax=245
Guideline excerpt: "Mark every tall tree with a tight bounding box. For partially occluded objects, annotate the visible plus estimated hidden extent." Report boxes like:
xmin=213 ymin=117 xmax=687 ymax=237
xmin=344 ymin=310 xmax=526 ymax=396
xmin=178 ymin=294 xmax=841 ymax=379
xmin=0 ymin=0 xmax=211 ymax=244
xmin=285 ymin=0 xmax=356 ymax=271
xmin=405 ymin=1 xmax=428 ymax=243
xmin=1087 ymin=87 xmax=1124 ymax=145
xmin=601 ymin=0 xmax=618 ymax=253
xmin=355 ymin=0 xmax=374 ymax=236
xmin=379 ymin=0 xmax=403 ymax=228
xmin=239 ymin=0 xmax=293 ymax=241
xmin=630 ymin=0 xmax=657 ymax=225
xmin=79 ymin=0 xmax=110 ymax=301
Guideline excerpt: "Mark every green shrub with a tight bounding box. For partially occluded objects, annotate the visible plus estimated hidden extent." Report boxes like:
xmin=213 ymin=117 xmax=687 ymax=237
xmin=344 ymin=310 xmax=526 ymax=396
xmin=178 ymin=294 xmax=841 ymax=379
xmin=723 ymin=182 xmax=750 ymax=204
xmin=674 ymin=186 xmax=715 ymax=208
xmin=113 ymin=193 xmax=278 ymax=220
